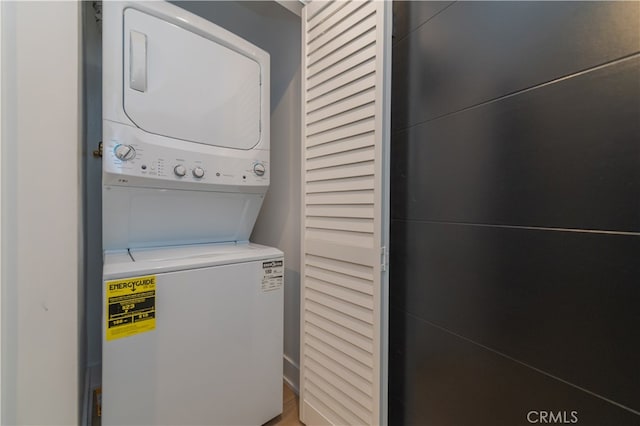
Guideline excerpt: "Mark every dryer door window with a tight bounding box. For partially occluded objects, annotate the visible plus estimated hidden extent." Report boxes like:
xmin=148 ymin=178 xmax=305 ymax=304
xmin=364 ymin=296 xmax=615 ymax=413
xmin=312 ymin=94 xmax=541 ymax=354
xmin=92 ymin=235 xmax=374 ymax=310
xmin=123 ymin=9 xmax=262 ymax=150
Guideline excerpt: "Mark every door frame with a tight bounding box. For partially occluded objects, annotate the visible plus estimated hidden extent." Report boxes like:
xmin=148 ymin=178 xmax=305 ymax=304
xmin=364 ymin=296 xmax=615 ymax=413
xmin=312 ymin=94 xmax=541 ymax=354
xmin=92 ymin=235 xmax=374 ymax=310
xmin=0 ymin=0 xmax=4 ymax=420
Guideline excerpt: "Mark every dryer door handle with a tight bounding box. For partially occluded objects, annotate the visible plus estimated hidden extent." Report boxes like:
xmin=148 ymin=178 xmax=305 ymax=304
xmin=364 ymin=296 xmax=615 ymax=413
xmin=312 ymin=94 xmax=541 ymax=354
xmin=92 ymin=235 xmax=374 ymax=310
xmin=129 ymin=31 xmax=147 ymax=92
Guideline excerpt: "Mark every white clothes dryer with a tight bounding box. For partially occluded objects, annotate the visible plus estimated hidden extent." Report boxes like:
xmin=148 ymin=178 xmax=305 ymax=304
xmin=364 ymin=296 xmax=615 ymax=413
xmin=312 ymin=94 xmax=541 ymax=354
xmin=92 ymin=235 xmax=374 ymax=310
xmin=102 ymin=0 xmax=271 ymax=250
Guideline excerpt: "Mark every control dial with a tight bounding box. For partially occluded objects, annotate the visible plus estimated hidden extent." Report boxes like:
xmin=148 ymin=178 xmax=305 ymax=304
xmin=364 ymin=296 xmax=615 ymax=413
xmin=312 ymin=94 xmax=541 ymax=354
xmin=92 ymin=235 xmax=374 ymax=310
xmin=253 ymin=163 xmax=266 ymax=177
xmin=174 ymin=165 xmax=187 ymax=177
xmin=192 ymin=167 xmax=205 ymax=178
xmin=114 ymin=144 xmax=136 ymax=161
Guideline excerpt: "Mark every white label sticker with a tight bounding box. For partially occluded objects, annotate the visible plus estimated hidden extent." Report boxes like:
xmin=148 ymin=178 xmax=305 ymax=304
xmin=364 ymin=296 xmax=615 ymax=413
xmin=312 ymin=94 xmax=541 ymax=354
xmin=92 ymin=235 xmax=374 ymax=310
xmin=262 ymin=259 xmax=284 ymax=291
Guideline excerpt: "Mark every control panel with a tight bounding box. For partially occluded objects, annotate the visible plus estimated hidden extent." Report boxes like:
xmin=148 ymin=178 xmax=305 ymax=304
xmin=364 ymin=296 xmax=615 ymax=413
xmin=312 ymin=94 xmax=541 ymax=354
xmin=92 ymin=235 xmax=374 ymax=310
xmin=103 ymin=121 xmax=269 ymax=191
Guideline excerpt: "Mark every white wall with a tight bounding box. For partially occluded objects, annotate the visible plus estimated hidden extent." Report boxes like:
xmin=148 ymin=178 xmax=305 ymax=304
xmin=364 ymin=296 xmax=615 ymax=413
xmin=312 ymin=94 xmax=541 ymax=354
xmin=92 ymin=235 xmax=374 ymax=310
xmin=263 ymin=42 xmax=301 ymax=395
xmin=252 ymin=70 xmax=302 ymax=391
xmin=1 ymin=2 xmax=82 ymax=424
xmin=174 ymin=1 xmax=302 ymax=391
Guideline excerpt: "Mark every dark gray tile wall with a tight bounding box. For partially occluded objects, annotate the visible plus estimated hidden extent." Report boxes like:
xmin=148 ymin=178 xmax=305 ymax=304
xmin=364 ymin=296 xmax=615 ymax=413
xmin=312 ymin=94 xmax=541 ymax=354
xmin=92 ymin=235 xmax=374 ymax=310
xmin=391 ymin=221 xmax=640 ymax=412
xmin=392 ymin=1 xmax=640 ymax=131
xmin=392 ymin=58 xmax=640 ymax=232
xmin=390 ymin=1 xmax=640 ymax=424
xmin=390 ymin=308 xmax=640 ymax=426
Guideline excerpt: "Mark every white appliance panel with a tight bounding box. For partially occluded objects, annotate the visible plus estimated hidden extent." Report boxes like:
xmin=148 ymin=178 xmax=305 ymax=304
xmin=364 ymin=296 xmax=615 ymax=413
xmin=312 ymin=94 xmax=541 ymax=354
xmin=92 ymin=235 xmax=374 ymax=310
xmin=102 ymin=121 xmax=270 ymax=191
xmin=102 ymin=247 xmax=284 ymax=425
xmin=123 ymin=8 xmax=262 ymax=151
xmin=103 ymin=186 xmax=265 ymax=250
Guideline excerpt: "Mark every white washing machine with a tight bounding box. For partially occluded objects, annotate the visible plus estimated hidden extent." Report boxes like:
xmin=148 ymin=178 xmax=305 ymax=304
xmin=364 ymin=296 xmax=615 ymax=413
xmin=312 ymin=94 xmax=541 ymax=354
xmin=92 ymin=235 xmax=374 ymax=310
xmin=102 ymin=243 xmax=283 ymax=425
xmin=101 ymin=2 xmax=282 ymax=424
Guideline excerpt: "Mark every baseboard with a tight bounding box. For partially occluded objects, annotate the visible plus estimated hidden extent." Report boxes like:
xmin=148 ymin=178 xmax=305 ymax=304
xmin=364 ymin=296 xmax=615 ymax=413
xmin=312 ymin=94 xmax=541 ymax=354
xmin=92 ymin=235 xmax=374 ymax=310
xmin=283 ymin=354 xmax=300 ymax=394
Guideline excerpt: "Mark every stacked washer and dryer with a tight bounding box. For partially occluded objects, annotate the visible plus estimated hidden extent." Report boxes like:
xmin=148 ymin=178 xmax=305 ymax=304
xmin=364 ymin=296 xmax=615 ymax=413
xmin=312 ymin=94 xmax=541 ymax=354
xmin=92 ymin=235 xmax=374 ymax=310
xmin=101 ymin=2 xmax=283 ymax=425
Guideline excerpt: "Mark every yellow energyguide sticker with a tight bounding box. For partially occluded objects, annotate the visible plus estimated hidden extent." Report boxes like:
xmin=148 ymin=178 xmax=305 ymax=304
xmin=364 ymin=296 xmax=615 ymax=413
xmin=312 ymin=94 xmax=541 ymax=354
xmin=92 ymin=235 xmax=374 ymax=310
xmin=105 ymin=274 xmax=156 ymax=341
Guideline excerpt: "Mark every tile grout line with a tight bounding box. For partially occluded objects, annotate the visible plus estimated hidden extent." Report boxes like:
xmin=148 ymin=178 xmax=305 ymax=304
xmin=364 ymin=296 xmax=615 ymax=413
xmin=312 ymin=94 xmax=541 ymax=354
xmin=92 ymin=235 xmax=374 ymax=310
xmin=392 ymin=51 xmax=640 ymax=135
xmin=403 ymin=311 xmax=640 ymax=417
xmin=390 ymin=218 xmax=640 ymax=237
xmin=392 ymin=1 xmax=457 ymax=47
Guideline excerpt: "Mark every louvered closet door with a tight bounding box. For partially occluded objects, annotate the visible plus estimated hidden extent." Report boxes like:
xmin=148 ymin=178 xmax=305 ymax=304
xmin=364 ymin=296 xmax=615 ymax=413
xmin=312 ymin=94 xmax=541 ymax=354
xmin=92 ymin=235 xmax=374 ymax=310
xmin=300 ymin=1 xmax=391 ymax=425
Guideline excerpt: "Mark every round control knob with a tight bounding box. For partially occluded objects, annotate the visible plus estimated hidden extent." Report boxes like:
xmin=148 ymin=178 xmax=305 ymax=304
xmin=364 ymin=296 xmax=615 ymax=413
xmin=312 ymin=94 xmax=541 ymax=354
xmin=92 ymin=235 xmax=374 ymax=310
xmin=192 ymin=167 xmax=205 ymax=178
xmin=253 ymin=163 xmax=266 ymax=177
xmin=174 ymin=165 xmax=187 ymax=177
xmin=114 ymin=144 xmax=136 ymax=161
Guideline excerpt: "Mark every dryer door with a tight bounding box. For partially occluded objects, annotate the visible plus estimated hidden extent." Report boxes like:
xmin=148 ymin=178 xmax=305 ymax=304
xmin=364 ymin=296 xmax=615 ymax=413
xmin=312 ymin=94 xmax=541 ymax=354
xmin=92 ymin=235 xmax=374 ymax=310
xmin=123 ymin=8 xmax=262 ymax=150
